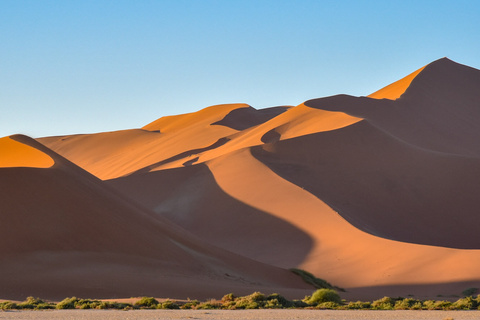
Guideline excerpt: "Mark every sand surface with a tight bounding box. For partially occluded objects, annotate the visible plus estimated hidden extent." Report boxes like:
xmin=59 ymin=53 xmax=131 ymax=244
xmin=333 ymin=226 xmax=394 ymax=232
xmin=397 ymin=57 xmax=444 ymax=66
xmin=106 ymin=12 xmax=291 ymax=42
xmin=1 ymin=310 xmax=479 ymax=320
xmin=4 ymin=57 xmax=477 ymax=300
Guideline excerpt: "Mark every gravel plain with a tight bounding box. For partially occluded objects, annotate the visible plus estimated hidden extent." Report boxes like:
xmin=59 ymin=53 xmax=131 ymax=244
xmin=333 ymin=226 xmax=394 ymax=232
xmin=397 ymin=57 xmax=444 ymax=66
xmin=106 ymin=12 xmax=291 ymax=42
xmin=1 ymin=310 xmax=480 ymax=320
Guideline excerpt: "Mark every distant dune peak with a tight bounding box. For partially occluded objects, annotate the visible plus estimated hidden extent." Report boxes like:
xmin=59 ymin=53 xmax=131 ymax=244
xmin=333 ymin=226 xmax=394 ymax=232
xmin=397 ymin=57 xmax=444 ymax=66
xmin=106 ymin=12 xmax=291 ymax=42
xmin=142 ymin=103 xmax=251 ymax=132
xmin=0 ymin=135 xmax=55 ymax=168
xmin=212 ymin=105 xmax=290 ymax=131
xmin=368 ymin=65 xmax=426 ymax=100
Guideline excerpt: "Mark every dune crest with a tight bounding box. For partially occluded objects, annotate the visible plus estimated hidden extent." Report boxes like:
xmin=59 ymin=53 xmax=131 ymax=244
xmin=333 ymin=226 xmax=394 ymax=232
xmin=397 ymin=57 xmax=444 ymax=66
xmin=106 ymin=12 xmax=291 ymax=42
xmin=0 ymin=135 xmax=54 ymax=168
xmin=368 ymin=65 xmax=425 ymax=100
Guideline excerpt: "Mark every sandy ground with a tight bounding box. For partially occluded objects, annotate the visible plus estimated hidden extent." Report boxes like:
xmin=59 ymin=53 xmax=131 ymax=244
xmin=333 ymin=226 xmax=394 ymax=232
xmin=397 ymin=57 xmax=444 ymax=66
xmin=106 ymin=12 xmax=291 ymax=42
xmin=1 ymin=310 xmax=479 ymax=320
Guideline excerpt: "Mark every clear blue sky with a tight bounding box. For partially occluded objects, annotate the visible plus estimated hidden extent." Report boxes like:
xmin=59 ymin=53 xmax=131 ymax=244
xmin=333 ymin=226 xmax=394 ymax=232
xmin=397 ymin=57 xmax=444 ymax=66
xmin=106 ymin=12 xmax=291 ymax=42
xmin=1 ymin=0 xmax=479 ymax=138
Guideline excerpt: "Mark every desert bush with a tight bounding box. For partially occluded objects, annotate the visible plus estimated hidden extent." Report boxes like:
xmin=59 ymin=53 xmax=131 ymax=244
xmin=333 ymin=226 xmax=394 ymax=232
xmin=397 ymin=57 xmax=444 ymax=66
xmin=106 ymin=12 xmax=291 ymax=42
xmin=264 ymin=298 xmax=282 ymax=309
xmin=0 ymin=301 xmax=17 ymax=310
xmin=423 ymin=300 xmax=452 ymax=310
xmin=134 ymin=297 xmax=159 ymax=308
xmin=221 ymin=293 xmax=236 ymax=303
xmin=345 ymin=300 xmax=371 ymax=309
xmin=159 ymin=300 xmax=180 ymax=309
xmin=305 ymin=289 xmax=342 ymax=305
xmin=180 ymin=299 xmax=199 ymax=309
xmin=316 ymin=301 xmax=339 ymax=309
xmin=266 ymin=293 xmax=293 ymax=308
xmin=74 ymin=298 xmax=104 ymax=309
xmin=371 ymin=296 xmax=394 ymax=310
xmin=290 ymin=268 xmax=343 ymax=290
xmin=394 ymin=298 xmax=422 ymax=310
xmin=16 ymin=297 xmax=54 ymax=310
xmin=451 ymin=296 xmax=476 ymax=310
xmin=105 ymin=301 xmax=133 ymax=309
xmin=196 ymin=299 xmax=222 ymax=309
xmin=56 ymin=297 xmax=78 ymax=309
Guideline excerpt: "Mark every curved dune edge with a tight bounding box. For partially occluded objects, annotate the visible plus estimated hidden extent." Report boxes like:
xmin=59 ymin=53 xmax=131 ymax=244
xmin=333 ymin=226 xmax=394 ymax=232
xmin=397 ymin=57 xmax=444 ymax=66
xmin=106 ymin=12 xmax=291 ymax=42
xmin=150 ymin=105 xmax=363 ymax=171
xmin=368 ymin=65 xmax=426 ymax=100
xmin=207 ymin=148 xmax=480 ymax=290
xmin=142 ymin=103 xmax=251 ymax=132
xmin=0 ymin=136 xmax=54 ymax=168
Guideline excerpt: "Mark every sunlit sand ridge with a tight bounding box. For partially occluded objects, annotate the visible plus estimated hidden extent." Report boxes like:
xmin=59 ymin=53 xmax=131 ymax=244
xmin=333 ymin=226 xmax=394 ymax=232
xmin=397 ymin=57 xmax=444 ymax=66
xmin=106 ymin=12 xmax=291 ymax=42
xmin=0 ymin=136 xmax=54 ymax=168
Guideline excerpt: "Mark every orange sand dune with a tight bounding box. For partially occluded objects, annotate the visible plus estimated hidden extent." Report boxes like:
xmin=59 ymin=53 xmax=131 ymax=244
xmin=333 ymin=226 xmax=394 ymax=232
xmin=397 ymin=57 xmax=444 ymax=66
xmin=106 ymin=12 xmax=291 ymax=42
xmin=0 ymin=136 xmax=54 ymax=168
xmin=306 ymin=58 xmax=480 ymax=156
xmin=39 ymin=104 xmax=258 ymax=179
xmin=0 ymin=135 xmax=310 ymax=300
xmin=368 ymin=65 xmax=425 ymax=100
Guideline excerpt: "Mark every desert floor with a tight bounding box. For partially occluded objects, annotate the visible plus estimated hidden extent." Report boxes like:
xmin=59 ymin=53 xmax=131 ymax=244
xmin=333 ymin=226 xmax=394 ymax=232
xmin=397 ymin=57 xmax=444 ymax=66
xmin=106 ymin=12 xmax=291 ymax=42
xmin=1 ymin=310 xmax=480 ymax=320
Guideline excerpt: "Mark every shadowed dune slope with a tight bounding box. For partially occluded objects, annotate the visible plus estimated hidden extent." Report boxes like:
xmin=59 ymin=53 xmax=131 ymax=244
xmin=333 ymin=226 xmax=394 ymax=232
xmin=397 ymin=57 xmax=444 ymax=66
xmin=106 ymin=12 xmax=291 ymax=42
xmin=0 ymin=135 xmax=310 ymax=300
xmin=252 ymin=120 xmax=480 ymax=249
xmin=108 ymin=164 xmax=314 ymax=267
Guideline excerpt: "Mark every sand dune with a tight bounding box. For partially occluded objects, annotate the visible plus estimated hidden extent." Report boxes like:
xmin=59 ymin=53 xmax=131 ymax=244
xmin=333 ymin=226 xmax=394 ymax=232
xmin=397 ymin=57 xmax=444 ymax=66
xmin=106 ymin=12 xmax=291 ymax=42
xmin=0 ymin=136 xmax=54 ymax=168
xmin=25 ymin=57 xmax=480 ymax=300
xmin=306 ymin=58 xmax=480 ymax=156
xmin=0 ymin=135 xmax=310 ymax=300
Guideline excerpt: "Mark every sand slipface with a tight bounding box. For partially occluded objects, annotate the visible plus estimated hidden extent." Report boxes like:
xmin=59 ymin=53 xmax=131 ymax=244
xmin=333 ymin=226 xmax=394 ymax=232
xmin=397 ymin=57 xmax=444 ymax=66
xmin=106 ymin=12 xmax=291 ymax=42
xmin=16 ymin=57 xmax=480 ymax=300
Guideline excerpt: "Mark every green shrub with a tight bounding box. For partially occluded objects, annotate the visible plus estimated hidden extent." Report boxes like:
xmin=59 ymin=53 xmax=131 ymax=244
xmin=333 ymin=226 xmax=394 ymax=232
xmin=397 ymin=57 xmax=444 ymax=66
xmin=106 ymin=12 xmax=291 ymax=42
xmin=56 ymin=297 xmax=78 ymax=309
xmin=305 ymin=289 xmax=341 ymax=305
xmin=394 ymin=298 xmax=422 ymax=310
xmin=371 ymin=296 xmax=394 ymax=310
xmin=424 ymin=300 xmax=452 ymax=310
xmin=73 ymin=298 xmax=104 ymax=309
xmin=246 ymin=292 xmax=265 ymax=302
xmin=160 ymin=300 xmax=180 ymax=309
xmin=290 ymin=268 xmax=343 ymax=291
xmin=17 ymin=297 xmax=52 ymax=309
xmin=134 ymin=297 xmax=159 ymax=308
xmin=345 ymin=301 xmax=371 ymax=309
xmin=221 ymin=293 xmax=236 ymax=303
xmin=451 ymin=296 xmax=476 ymax=310
xmin=316 ymin=301 xmax=339 ymax=309
xmin=0 ymin=301 xmax=17 ymax=310
xmin=180 ymin=299 xmax=199 ymax=309
xmin=266 ymin=293 xmax=292 ymax=308
xmin=265 ymin=299 xmax=284 ymax=309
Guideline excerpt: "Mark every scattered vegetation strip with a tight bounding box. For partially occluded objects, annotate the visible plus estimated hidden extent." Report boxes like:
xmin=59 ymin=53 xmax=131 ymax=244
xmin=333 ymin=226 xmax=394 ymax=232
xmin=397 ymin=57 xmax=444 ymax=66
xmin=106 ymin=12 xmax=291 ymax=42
xmin=3 ymin=290 xmax=480 ymax=311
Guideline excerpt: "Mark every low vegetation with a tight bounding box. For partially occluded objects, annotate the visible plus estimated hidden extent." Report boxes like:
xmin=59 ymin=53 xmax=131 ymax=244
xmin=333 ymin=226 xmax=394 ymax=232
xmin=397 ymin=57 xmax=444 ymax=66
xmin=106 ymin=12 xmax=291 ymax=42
xmin=3 ymin=290 xmax=480 ymax=311
xmin=290 ymin=268 xmax=345 ymax=292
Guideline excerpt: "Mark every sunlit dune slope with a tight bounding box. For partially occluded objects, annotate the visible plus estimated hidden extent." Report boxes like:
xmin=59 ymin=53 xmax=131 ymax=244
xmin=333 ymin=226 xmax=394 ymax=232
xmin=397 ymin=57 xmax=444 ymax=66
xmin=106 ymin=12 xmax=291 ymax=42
xmin=0 ymin=135 xmax=310 ymax=300
xmin=0 ymin=136 xmax=54 ymax=168
xmin=39 ymin=104 xmax=282 ymax=179
xmin=368 ymin=65 xmax=425 ymax=100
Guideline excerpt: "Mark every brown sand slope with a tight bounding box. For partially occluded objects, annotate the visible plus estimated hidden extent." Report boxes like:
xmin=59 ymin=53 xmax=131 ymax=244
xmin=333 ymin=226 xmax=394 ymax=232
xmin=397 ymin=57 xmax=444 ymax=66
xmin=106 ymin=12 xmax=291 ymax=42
xmin=0 ymin=135 xmax=310 ymax=300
